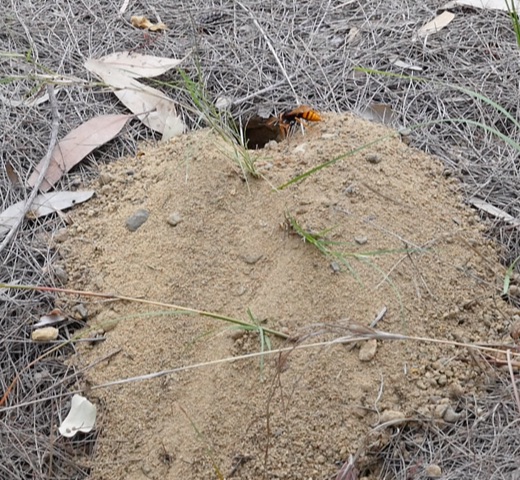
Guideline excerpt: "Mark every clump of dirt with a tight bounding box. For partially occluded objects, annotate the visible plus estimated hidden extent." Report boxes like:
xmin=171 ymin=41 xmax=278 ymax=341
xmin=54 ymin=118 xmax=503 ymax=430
xmin=62 ymin=113 xmax=518 ymax=479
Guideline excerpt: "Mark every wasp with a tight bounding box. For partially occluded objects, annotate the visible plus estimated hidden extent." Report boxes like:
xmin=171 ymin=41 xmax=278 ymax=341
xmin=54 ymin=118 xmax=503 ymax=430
xmin=281 ymin=105 xmax=322 ymax=123
xmin=244 ymin=105 xmax=322 ymax=149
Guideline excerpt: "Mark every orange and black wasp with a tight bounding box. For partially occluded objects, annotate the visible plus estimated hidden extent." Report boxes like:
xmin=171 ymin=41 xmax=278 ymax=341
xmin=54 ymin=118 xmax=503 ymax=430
xmin=244 ymin=105 xmax=322 ymax=149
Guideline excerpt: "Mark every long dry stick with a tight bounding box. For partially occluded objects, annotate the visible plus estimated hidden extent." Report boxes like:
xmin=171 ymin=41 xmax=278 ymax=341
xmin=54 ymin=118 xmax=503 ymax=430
xmin=0 ymin=283 xmax=289 ymax=339
xmin=89 ymin=326 xmax=520 ymax=391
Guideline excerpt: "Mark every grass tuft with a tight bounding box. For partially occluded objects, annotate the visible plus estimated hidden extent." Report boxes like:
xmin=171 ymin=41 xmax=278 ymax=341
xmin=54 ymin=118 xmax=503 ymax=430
xmin=173 ymin=68 xmax=259 ymax=179
xmin=285 ymin=212 xmax=417 ymax=282
xmin=506 ymin=0 xmax=520 ymax=47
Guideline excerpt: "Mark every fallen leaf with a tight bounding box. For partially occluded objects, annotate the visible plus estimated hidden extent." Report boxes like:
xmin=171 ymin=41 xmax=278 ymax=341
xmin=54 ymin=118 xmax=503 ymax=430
xmin=86 ymin=52 xmax=184 ymax=79
xmin=469 ymin=198 xmax=520 ymax=228
xmin=85 ymin=58 xmax=184 ymax=135
xmin=131 ymin=15 xmax=167 ymax=32
xmin=0 ymin=190 xmax=94 ymax=237
xmin=442 ymin=0 xmax=520 ymax=10
xmin=159 ymin=103 xmax=186 ymax=141
xmin=59 ymin=394 xmax=97 ymax=437
xmin=33 ymin=309 xmax=67 ymax=328
xmin=27 ymin=114 xmax=130 ymax=191
xmin=415 ymin=11 xmax=455 ymax=39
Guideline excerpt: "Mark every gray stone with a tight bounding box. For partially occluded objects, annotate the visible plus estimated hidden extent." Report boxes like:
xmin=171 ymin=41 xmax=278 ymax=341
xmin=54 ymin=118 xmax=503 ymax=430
xmin=72 ymin=304 xmax=88 ymax=321
xmin=366 ymin=153 xmax=382 ymax=164
xmin=126 ymin=209 xmax=149 ymax=231
xmin=242 ymin=254 xmax=263 ymax=265
xmin=433 ymin=404 xmax=448 ymax=419
xmin=330 ymin=261 xmax=341 ymax=273
xmin=354 ymin=236 xmax=368 ymax=245
xmin=53 ymin=266 xmax=68 ymax=285
xmin=98 ymin=173 xmax=114 ymax=186
xmin=53 ymin=228 xmax=69 ymax=243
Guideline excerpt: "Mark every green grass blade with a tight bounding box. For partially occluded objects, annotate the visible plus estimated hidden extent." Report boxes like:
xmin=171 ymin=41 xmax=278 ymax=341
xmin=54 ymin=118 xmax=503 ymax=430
xmin=412 ymin=118 xmax=520 ymax=151
xmin=356 ymin=67 xmax=520 ymax=130
xmin=503 ymin=255 xmax=520 ymax=295
xmin=277 ymin=133 xmax=395 ymax=189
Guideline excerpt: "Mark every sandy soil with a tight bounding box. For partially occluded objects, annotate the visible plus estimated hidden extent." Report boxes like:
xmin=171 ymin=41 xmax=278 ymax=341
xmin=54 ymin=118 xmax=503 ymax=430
xmin=61 ymin=113 xmax=518 ymax=479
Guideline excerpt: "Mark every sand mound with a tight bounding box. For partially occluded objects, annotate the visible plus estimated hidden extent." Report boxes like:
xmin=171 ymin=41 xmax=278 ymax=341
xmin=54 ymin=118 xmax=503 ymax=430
xmin=62 ymin=113 xmax=517 ymax=479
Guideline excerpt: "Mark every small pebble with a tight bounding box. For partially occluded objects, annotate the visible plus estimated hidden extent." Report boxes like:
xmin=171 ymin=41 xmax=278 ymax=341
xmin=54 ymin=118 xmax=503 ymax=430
xmin=354 ymin=236 xmax=368 ymax=245
xmin=229 ymin=329 xmax=247 ymax=341
xmin=351 ymin=406 xmax=368 ymax=419
xmin=416 ymin=380 xmax=427 ymax=390
xmin=509 ymin=285 xmax=520 ymax=297
xmin=510 ymin=319 xmax=520 ymax=342
xmin=443 ymin=406 xmax=462 ymax=423
xmin=433 ymin=404 xmax=448 ymax=419
xmin=242 ymin=254 xmax=263 ymax=265
xmin=53 ymin=267 xmax=68 ymax=285
xmin=166 ymin=212 xmax=182 ymax=227
xmin=358 ymin=339 xmax=377 ymax=362
xmin=126 ymin=209 xmax=149 ymax=232
xmin=53 ymin=228 xmax=69 ymax=243
xmin=366 ymin=153 xmax=382 ymax=164
xmin=32 ymin=327 xmax=59 ymax=342
xmin=94 ymin=311 xmax=120 ymax=333
xmin=72 ymin=304 xmax=88 ymax=321
xmin=425 ymin=464 xmax=442 ymax=478
xmin=399 ymin=128 xmax=412 ymax=146
xmin=330 ymin=261 xmax=341 ymax=273
xmin=379 ymin=410 xmax=406 ymax=424
xmin=98 ymin=173 xmax=114 ymax=186
xmin=449 ymin=382 xmax=464 ymax=400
